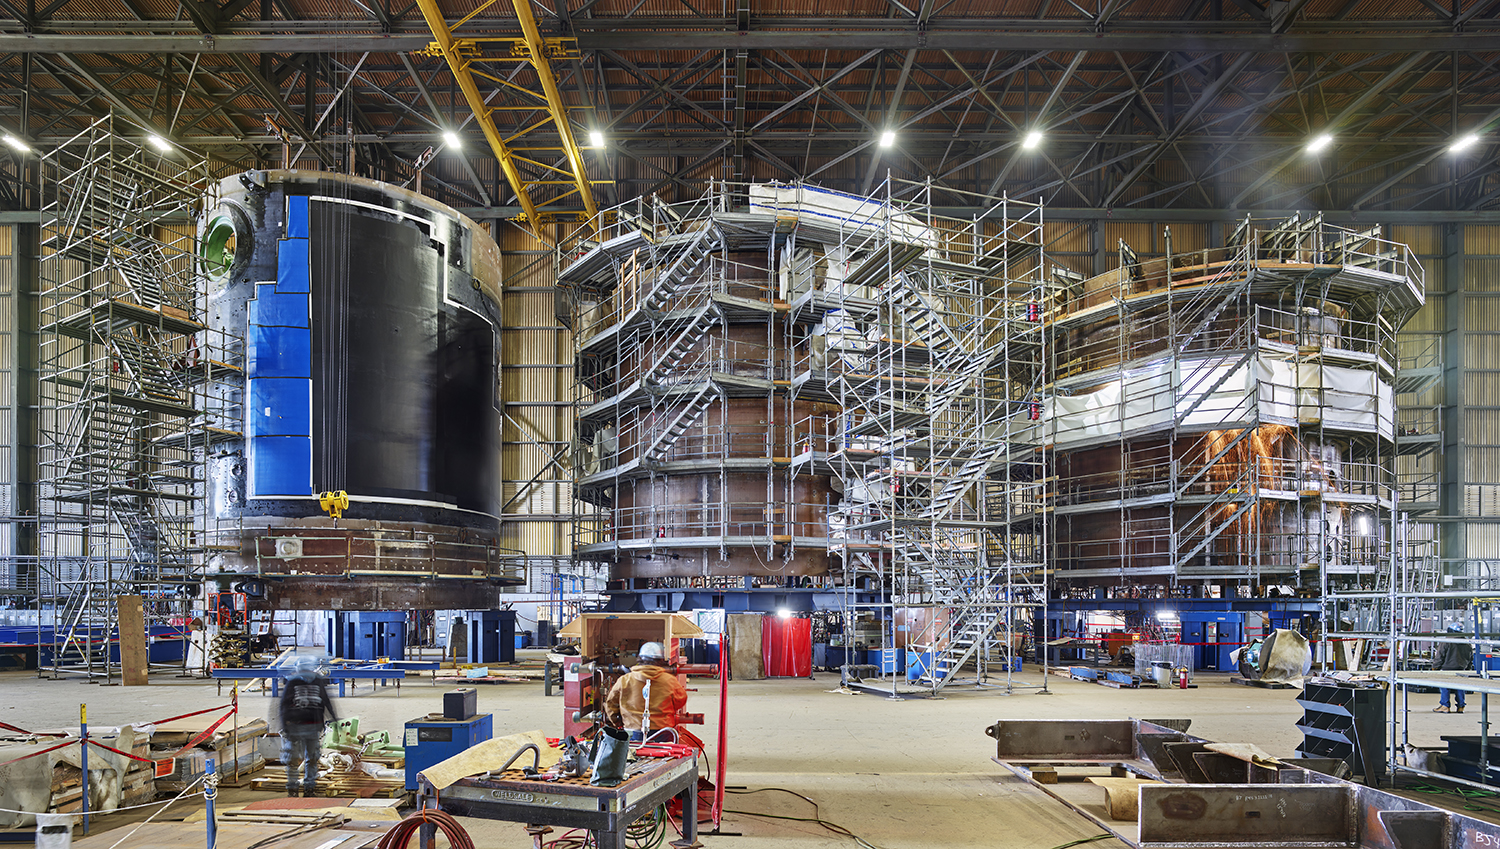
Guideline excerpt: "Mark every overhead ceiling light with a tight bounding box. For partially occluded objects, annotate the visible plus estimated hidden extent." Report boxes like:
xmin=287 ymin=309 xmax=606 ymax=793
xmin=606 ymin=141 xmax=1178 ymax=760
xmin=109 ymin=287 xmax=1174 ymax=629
xmin=1451 ymin=133 xmax=1480 ymax=153
xmin=1307 ymin=133 xmax=1333 ymax=153
xmin=588 ymin=129 xmax=605 ymax=148
xmin=878 ymin=129 xmax=896 ymax=149
xmin=1022 ymin=130 xmax=1044 ymax=150
xmin=442 ymin=130 xmax=461 ymax=149
xmin=2 ymin=134 xmax=29 ymax=153
xmin=147 ymin=134 xmax=172 ymax=152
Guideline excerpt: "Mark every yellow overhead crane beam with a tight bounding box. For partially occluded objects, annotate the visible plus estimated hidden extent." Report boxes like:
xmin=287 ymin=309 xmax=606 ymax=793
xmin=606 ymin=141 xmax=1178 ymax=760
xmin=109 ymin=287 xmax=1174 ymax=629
xmin=415 ymin=0 xmax=601 ymax=234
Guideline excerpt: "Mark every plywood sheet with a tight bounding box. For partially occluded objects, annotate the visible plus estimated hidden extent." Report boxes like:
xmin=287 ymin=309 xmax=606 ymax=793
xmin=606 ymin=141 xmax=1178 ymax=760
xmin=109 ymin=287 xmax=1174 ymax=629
xmin=117 ymin=595 xmax=147 ymax=687
xmin=420 ymin=730 xmax=560 ymax=790
xmin=726 ymin=614 xmax=765 ymax=680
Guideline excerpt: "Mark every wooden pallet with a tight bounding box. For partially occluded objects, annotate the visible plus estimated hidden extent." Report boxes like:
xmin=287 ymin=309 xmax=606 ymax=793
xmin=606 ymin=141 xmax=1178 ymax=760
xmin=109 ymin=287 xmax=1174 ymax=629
xmin=253 ymin=767 xmax=405 ymax=798
xmin=1229 ymin=676 xmax=1295 ymax=689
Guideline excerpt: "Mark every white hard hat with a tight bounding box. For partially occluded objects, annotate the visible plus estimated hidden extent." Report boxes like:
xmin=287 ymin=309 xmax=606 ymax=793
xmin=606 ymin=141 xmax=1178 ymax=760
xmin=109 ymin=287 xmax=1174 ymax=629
xmin=638 ymin=641 xmax=666 ymax=661
xmin=286 ymin=654 xmax=320 ymax=681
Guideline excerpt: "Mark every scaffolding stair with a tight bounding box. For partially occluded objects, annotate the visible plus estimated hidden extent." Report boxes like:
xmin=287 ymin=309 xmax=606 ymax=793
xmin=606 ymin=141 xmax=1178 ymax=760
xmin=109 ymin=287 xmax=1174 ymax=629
xmin=919 ymin=447 xmax=1008 ymax=521
xmin=109 ymin=330 xmax=188 ymax=404
xmin=926 ymin=347 xmax=1002 ymax=423
xmin=1170 ymin=255 xmax=1254 ymax=358
xmin=882 ymin=276 xmax=963 ymax=354
xmin=1174 ymin=426 xmax=1255 ymax=500
xmin=644 ymin=383 xmax=719 ymax=466
xmin=111 ymin=499 xmax=192 ymax=568
xmin=36 ymin=117 xmax=225 ymax=680
xmin=1175 ymin=463 xmax=1258 ymax=571
xmin=911 ymin=609 xmax=1006 ymax=689
xmin=645 ymin=306 xmax=721 ymax=388
xmin=642 ymin=228 xmax=721 ymax=314
xmin=901 ymin=537 xmax=1011 ymax=689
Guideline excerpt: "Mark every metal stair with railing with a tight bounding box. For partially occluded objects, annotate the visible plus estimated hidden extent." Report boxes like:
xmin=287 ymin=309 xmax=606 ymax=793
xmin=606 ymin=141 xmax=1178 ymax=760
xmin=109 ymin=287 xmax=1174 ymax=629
xmin=901 ymin=531 xmax=1016 ymax=689
xmin=1162 ymin=245 xmax=1265 ymax=577
xmin=643 ymin=384 xmax=720 ymax=466
xmin=1174 ymin=454 xmax=1259 ymax=574
xmin=644 ymin=306 xmax=722 ymax=389
xmin=881 ymin=274 xmax=963 ymax=355
xmin=641 ymin=228 xmax=722 ymax=314
xmin=919 ymin=446 xmax=1009 ymax=521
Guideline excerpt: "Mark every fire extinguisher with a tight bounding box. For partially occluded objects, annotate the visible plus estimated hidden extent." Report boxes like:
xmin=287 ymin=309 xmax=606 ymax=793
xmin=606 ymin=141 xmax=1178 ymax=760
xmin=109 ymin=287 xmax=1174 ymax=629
xmin=1177 ymin=667 xmax=1190 ymax=689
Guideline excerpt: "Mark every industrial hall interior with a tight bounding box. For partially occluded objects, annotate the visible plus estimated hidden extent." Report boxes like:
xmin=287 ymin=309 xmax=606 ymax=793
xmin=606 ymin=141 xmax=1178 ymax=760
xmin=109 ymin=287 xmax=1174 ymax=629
xmin=1 ymin=0 xmax=1500 ymax=847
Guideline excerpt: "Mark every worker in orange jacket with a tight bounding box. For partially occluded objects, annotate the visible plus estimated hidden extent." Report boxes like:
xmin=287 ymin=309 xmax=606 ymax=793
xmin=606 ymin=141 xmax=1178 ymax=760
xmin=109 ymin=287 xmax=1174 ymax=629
xmin=604 ymin=641 xmax=687 ymax=741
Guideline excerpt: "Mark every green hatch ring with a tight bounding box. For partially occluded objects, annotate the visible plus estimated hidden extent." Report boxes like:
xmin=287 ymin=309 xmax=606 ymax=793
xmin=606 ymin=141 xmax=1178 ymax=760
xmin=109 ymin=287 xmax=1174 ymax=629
xmin=200 ymin=213 xmax=238 ymax=278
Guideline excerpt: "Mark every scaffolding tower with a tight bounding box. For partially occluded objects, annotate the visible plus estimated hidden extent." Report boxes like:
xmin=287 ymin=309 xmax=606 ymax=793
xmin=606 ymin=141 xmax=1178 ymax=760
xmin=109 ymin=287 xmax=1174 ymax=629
xmin=35 ymin=115 xmax=241 ymax=679
xmin=783 ymin=180 xmax=1051 ymax=695
xmin=561 ymin=183 xmax=835 ymax=586
xmin=1045 ymin=215 xmax=1423 ymax=593
xmin=558 ymin=180 xmax=1049 ymax=694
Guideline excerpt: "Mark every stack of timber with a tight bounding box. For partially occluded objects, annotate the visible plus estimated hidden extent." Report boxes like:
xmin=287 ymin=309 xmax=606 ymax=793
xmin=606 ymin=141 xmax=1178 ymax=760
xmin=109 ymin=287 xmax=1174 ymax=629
xmin=48 ymin=732 xmax=157 ymax=813
xmin=152 ymin=716 xmax=268 ymax=792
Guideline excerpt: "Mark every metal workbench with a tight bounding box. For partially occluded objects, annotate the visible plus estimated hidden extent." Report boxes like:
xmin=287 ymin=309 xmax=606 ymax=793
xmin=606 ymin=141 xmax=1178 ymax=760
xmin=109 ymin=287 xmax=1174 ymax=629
xmin=425 ymin=755 xmax=702 ymax=849
xmin=211 ymin=660 xmax=440 ymax=696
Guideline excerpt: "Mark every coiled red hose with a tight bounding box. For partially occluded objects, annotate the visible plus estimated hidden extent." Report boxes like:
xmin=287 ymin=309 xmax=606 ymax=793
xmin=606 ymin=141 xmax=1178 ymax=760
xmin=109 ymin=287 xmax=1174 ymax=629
xmin=376 ymin=808 xmax=476 ymax=849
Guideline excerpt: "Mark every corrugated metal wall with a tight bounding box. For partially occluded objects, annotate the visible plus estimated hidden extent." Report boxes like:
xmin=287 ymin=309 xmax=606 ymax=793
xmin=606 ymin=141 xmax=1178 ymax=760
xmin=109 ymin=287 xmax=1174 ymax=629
xmin=0 ymin=226 xmax=14 ymax=578
xmin=1464 ymin=228 xmax=1500 ymax=550
xmin=498 ymin=221 xmax=572 ymax=561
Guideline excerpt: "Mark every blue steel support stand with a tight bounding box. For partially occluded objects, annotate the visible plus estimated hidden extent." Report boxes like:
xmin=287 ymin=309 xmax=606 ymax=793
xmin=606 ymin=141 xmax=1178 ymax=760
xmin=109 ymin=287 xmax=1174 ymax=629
xmin=205 ymin=756 xmax=218 ymax=849
xmin=79 ymin=704 xmax=88 ymax=836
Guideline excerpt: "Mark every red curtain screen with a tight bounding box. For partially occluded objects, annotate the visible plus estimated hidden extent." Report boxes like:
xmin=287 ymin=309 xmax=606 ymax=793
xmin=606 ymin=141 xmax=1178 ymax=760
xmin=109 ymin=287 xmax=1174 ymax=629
xmin=761 ymin=616 xmax=812 ymax=677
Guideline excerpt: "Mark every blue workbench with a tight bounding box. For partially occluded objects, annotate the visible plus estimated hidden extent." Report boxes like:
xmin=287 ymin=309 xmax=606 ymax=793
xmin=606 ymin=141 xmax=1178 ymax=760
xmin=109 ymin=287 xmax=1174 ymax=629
xmin=212 ymin=660 xmax=440 ymax=697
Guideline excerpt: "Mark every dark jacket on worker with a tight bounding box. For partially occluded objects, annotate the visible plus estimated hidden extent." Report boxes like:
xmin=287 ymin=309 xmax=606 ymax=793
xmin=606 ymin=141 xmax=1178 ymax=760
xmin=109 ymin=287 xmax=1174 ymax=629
xmin=277 ymin=675 xmax=338 ymax=731
xmin=604 ymin=663 xmax=687 ymax=733
xmin=1433 ymin=640 xmax=1475 ymax=671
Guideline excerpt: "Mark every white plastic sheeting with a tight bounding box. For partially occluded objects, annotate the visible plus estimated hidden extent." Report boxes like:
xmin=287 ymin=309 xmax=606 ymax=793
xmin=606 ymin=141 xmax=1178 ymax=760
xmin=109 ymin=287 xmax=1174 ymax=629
xmin=747 ymin=183 xmax=934 ymax=246
xmin=1043 ymin=354 xmax=1395 ymax=447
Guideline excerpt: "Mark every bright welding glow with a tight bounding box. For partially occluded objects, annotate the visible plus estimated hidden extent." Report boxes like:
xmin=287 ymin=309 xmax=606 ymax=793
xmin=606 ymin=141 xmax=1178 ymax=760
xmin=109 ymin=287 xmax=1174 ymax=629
xmin=776 ymin=608 xmax=792 ymax=619
xmin=1451 ymin=133 xmax=1480 ymax=153
xmin=442 ymin=131 xmax=461 ymax=149
xmin=1307 ymin=133 xmax=1333 ymax=153
xmin=2 ymin=134 xmax=28 ymax=153
xmin=878 ymin=129 xmax=896 ymax=149
xmin=1022 ymin=130 xmax=1044 ymax=150
xmin=588 ymin=129 xmax=605 ymax=148
xmin=147 ymin=134 xmax=173 ymax=152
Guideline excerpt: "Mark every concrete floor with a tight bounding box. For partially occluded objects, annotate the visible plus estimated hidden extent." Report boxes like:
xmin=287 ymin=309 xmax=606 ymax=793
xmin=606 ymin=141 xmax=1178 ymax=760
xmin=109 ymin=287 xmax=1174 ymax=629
xmin=1 ymin=661 xmax=1484 ymax=848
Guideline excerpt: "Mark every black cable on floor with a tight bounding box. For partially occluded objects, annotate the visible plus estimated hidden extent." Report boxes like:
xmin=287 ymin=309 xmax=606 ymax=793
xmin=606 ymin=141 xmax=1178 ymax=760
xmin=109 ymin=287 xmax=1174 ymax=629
xmin=725 ymin=787 xmax=1117 ymax=849
xmin=1048 ymin=834 xmax=1117 ymax=849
